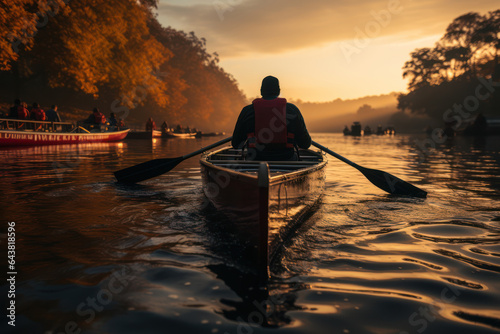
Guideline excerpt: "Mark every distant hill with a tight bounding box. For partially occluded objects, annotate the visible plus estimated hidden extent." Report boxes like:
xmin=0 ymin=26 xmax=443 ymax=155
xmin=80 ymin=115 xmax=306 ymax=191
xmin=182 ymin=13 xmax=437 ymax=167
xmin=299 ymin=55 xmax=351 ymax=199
xmin=292 ymin=93 xmax=400 ymax=132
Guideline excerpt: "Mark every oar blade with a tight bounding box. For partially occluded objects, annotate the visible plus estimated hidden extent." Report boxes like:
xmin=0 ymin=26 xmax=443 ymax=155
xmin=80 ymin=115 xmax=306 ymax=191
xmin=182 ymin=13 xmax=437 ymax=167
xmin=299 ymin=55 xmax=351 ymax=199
xmin=114 ymin=157 xmax=183 ymax=184
xmin=359 ymin=167 xmax=427 ymax=198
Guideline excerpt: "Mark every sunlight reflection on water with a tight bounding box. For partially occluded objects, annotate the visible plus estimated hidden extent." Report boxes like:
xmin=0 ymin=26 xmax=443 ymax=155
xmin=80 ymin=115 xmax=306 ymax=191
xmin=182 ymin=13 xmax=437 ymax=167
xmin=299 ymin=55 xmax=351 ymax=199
xmin=1 ymin=133 xmax=500 ymax=334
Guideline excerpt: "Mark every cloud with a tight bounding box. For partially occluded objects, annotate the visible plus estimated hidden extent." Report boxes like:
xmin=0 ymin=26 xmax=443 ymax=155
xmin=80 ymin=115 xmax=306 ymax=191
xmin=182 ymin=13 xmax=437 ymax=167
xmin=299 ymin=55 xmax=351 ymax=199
xmin=158 ymin=0 xmax=499 ymax=57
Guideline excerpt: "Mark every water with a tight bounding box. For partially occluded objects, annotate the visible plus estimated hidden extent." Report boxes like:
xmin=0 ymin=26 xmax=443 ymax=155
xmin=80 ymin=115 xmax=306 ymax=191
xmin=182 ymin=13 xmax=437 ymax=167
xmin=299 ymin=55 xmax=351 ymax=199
xmin=1 ymin=133 xmax=500 ymax=334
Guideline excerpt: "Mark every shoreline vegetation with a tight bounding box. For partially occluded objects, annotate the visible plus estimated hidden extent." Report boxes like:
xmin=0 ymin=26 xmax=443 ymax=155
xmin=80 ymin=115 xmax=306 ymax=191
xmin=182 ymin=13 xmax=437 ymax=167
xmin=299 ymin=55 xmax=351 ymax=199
xmin=1 ymin=3 xmax=498 ymax=133
xmin=0 ymin=0 xmax=246 ymax=132
xmin=397 ymin=10 xmax=500 ymax=133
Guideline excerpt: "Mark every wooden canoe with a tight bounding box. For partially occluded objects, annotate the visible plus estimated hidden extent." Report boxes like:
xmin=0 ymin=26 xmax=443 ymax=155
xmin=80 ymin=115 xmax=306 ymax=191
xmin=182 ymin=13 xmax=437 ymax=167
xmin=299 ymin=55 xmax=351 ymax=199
xmin=200 ymin=147 xmax=327 ymax=277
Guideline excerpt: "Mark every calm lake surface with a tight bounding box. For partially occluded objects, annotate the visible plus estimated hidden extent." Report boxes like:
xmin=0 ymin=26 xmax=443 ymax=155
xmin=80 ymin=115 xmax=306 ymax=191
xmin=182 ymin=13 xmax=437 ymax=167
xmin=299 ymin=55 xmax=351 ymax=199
xmin=1 ymin=133 xmax=500 ymax=334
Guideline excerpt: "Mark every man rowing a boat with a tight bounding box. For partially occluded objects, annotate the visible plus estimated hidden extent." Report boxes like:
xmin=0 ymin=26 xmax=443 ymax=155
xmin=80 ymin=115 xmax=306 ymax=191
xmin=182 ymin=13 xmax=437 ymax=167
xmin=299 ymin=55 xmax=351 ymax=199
xmin=232 ymin=76 xmax=311 ymax=161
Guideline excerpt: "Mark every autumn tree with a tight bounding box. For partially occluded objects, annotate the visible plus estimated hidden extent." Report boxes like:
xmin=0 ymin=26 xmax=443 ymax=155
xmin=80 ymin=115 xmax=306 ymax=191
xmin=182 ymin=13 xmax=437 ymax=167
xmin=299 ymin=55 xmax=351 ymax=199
xmin=147 ymin=23 xmax=246 ymax=129
xmin=0 ymin=0 xmax=246 ymax=130
xmin=0 ymin=0 xmax=68 ymax=70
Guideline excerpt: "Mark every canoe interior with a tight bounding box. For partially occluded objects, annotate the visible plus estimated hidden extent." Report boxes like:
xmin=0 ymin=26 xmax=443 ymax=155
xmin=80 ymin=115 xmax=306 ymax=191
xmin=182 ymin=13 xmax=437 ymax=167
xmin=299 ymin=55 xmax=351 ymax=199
xmin=205 ymin=147 xmax=325 ymax=175
xmin=200 ymin=147 xmax=327 ymax=275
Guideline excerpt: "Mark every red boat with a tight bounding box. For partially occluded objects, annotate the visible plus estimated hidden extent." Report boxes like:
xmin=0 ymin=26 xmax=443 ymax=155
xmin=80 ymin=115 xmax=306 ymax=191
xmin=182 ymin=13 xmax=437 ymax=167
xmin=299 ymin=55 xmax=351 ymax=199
xmin=0 ymin=118 xmax=129 ymax=147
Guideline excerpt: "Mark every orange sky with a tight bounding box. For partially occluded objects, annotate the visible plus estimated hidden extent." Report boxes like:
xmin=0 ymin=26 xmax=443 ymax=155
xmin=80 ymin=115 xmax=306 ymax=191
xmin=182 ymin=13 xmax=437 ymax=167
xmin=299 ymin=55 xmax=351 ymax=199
xmin=157 ymin=0 xmax=499 ymax=102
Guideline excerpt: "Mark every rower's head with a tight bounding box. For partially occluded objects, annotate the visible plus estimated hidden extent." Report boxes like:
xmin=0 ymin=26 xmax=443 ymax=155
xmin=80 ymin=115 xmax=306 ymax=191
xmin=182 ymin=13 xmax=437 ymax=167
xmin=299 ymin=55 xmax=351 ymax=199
xmin=93 ymin=107 xmax=100 ymax=114
xmin=14 ymin=99 xmax=21 ymax=105
xmin=33 ymin=102 xmax=39 ymax=108
xmin=260 ymin=76 xmax=280 ymax=98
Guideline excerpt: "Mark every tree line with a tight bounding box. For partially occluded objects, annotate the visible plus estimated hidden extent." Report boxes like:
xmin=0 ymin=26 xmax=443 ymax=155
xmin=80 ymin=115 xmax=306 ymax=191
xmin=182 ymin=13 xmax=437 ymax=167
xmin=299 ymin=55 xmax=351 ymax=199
xmin=0 ymin=0 xmax=246 ymax=130
xmin=398 ymin=10 xmax=500 ymax=123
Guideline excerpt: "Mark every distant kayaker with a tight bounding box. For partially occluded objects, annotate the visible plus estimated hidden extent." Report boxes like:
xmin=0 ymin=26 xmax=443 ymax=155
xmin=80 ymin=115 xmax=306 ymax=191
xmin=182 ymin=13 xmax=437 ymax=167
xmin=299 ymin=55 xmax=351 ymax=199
xmin=46 ymin=105 xmax=61 ymax=122
xmin=231 ymin=75 xmax=311 ymax=161
xmin=146 ymin=117 xmax=156 ymax=131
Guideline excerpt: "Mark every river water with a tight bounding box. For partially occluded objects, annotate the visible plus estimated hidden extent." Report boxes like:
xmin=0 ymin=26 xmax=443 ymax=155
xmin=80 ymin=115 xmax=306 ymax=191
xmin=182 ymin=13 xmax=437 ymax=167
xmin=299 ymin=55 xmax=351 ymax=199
xmin=1 ymin=133 xmax=500 ymax=334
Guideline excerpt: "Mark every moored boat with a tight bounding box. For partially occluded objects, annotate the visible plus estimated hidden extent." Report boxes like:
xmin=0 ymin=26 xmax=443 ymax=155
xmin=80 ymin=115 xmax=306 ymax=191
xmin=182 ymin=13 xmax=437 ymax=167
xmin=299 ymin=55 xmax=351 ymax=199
xmin=162 ymin=131 xmax=196 ymax=138
xmin=200 ymin=147 xmax=327 ymax=276
xmin=126 ymin=129 xmax=162 ymax=139
xmin=195 ymin=131 xmax=226 ymax=138
xmin=0 ymin=118 xmax=129 ymax=147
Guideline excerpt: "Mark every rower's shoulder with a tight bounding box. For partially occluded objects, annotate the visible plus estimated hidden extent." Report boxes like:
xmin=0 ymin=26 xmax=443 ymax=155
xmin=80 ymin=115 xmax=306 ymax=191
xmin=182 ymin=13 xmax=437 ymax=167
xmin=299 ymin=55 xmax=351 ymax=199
xmin=286 ymin=102 xmax=301 ymax=113
xmin=240 ymin=104 xmax=254 ymax=115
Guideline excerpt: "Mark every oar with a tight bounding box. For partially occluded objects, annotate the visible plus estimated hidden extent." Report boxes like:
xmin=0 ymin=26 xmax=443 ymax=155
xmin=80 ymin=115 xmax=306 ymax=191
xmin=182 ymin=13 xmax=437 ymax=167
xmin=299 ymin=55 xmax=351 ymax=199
xmin=312 ymin=141 xmax=427 ymax=198
xmin=114 ymin=136 xmax=232 ymax=183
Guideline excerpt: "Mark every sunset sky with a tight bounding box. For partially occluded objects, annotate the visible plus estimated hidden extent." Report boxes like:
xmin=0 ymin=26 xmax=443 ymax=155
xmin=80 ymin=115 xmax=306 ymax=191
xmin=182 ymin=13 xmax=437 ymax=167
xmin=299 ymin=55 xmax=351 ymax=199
xmin=157 ymin=0 xmax=498 ymax=102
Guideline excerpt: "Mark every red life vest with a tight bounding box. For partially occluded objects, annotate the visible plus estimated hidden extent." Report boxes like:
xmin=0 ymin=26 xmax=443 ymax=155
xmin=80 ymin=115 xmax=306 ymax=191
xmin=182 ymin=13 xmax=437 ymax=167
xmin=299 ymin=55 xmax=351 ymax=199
xmin=146 ymin=120 xmax=156 ymax=131
xmin=248 ymin=98 xmax=294 ymax=149
xmin=94 ymin=112 xmax=106 ymax=124
xmin=17 ymin=106 xmax=29 ymax=120
xmin=32 ymin=108 xmax=46 ymax=121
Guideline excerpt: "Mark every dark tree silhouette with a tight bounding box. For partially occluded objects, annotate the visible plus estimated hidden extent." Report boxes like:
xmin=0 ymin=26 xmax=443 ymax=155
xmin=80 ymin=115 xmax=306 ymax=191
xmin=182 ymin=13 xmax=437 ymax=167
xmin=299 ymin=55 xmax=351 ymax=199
xmin=399 ymin=10 xmax=500 ymax=121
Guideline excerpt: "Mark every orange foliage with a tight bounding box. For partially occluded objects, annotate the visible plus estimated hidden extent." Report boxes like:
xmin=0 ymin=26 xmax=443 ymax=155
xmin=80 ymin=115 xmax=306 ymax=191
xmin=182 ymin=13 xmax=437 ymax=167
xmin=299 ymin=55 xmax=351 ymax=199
xmin=0 ymin=0 xmax=246 ymax=130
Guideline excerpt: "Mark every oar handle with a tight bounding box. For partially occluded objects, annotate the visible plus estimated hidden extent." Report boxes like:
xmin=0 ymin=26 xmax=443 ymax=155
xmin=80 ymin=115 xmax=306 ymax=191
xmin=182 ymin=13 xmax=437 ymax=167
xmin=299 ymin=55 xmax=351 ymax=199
xmin=312 ymin=141 xmax=359 ymax=169
xmin=182 ymin=136 xmax=233 ymax=160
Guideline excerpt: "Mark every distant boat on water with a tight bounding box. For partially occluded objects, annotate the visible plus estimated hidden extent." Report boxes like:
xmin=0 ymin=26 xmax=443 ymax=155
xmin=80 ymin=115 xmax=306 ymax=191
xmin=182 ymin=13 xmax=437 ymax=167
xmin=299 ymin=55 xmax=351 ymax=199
xmin=343 ymin=122 xmax=395 ymax=136
xmin=460 ymin=114 xmax=500 ymax=136
xmin=127 ymin=129 xmax=162 ymax=139
xmin=195 ymin=131 xmax=226 ymax=138
xmin=343 ymin=122 xmax=362 ymax=136
xmin=0 ymin=118 xmax=129 ymax=147
xmin=364 ymin=126 xmax=372 ymax=136
xmin=162 ymin=130 xmax=197 ymax=138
